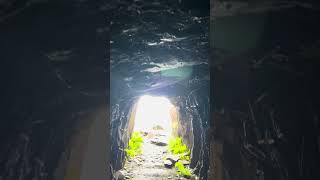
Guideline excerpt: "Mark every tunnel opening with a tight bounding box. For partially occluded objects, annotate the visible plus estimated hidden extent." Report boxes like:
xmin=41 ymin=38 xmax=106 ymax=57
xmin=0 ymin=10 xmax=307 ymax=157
xmin=117 ymin=94 xmax=197 ymax=179
xmin=129 ymin=95 xmax=179 ymax=144
xmin=110 ymin=68 xmax=210 ymax=179
xmin=133 ymin=95 xmax=174 ymax=142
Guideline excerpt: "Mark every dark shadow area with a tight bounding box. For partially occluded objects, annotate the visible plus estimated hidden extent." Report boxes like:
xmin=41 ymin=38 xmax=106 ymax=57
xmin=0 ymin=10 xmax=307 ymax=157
xmin=210 ymin=0 xmax=320 ymax=179
xmin=0 ymin=0 xmax=109 ymax=179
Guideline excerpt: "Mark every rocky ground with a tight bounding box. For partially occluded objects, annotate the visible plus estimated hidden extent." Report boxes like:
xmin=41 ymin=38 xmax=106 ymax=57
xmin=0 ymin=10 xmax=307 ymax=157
xmin=114 ymin=132 xmax=197 ymax=180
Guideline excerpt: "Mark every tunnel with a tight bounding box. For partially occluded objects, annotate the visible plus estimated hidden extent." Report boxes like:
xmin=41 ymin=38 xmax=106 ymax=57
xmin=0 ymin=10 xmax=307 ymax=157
xmin=110 ymin=63 xmax=210 ymax=179
xmin=110 ymin=76 xmax=210 ymax=179
xmin=109 ymin=0 xmax=210 ymax=179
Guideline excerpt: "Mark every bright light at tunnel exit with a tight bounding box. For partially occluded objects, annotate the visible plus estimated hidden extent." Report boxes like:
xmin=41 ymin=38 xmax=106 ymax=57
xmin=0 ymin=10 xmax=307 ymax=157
xmin=133 ymin=95 xmax=174 ymax=137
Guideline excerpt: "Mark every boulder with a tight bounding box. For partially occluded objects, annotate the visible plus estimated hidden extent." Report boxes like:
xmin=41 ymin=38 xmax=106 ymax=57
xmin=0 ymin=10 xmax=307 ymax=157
xmin=152 ymin=125 xmax=164 ymax=130
xmin=166 ymin=154 xmax=180 ymax=163
xmin=164 ymin=160 xmax=173 ymax=168
xmin=150 ymin=138 xmax=167 ymax=146
xmin=114 ymin=170 xmax=125 ymax=180
xmin=178 ymin=160 xmax=190 ymax=165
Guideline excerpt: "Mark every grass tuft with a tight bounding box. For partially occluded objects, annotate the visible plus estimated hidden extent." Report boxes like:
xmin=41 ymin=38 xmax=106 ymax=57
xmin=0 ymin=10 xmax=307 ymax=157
xmin=168 ymin=137 xmax=193 ymax=177
xmin=175 ymin=161 xmax=192 ymax=177
xmin=168 ymin=137 xmax=190 ymax=159
xmin=124 ymin=132 xmax=144 ymax=158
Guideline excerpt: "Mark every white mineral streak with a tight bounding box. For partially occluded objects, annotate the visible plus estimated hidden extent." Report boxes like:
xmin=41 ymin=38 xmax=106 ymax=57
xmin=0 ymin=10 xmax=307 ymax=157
xmin=144 ymin=60 xmax=207 ymax=72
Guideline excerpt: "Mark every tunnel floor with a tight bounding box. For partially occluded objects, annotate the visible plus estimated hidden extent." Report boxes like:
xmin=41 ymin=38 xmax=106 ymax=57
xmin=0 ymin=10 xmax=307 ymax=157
xmin=117 ymin=131 xmax=194 ymax=180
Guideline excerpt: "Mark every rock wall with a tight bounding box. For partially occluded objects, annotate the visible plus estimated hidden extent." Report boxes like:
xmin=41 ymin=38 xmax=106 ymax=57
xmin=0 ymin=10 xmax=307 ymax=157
xmin=210 ymin=1 xmax=320 ymax=179
xmin=110 ymin=0 xmax=210 ymax=179
xmin=0 ymin=1 xmax=109 ymax=179
xmin=110 ymin=73 xmax=210 ymax=179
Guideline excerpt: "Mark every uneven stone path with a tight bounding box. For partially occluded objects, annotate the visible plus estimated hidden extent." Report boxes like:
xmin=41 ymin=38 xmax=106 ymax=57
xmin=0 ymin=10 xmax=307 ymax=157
xmin=118 ymin=134 xmax=190 ymax=180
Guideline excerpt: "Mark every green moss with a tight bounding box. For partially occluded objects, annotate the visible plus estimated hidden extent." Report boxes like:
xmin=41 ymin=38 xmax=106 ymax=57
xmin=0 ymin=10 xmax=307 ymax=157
xmin=124 ymin=132 xmax=144 ymax=158
xmin=175 ymin=161 xmax=192 ymax=177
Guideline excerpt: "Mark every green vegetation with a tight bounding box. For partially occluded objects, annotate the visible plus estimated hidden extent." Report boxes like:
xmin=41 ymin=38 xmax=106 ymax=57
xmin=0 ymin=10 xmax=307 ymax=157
xmin=168 ymin=137 xmax=190 ymax=160
xmin=175 ymin=161 xmax=192 ymax=177
xmin=168 ymin=137 xmax=193 ymax=177
xmin=124 ymin=132 xmax=144 ymax=158
xmin=179 ymin=154 xmax=190 ymax=161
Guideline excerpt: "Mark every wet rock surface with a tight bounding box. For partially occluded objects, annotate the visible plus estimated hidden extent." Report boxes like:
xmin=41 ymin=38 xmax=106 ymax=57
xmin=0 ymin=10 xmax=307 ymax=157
xmin=0 ymin=0 xmax=109 ymax=179
xmin=210 ymin=1 xmax=320 ymax=180
xmin=110 ymin=0 xmax=210 ymax=179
